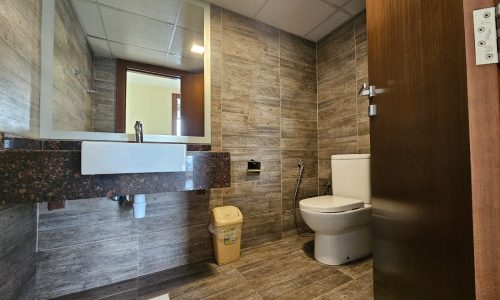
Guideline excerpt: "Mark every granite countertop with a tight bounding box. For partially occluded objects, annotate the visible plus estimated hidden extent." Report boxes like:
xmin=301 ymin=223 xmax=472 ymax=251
xmin=0 ymin=135 xmax=230 ymax=204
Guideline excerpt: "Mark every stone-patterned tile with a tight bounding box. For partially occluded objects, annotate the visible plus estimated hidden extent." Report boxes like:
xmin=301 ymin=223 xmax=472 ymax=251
xmin=280 ymin=58 xmax=317 ymax=93
xmin=281 ymin=149 xmax=318 ymax=180
xmin=318 ymin=49 xmax=356 ymax=84
xmin=221 ymin=9 xmax=279 ymax=64
xmin=317 ymin=23 xmax=355 ymax=64
xmin=239 ymin=212 xmax=282 ymax=248
xmin=138 ymin=224 xmax=213 ymax=276
xmin=36 ymin=237 xmax=139 ymax=299
xmin=280 ymin=30 xmax=316 ymax=67
xmin=281 ymin=177 xmax=319 ymax=212
xmin=38 ymin=193 xmax=211 ymax=250
xmin=0 ymin=256 xmax=36 ymax=300
xmin=52 ymin=279 xmax=138 ymax=300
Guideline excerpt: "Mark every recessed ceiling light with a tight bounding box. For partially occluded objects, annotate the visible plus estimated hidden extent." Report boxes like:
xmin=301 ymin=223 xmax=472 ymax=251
xmin=191 ymin=44 xmax=205 ymax=54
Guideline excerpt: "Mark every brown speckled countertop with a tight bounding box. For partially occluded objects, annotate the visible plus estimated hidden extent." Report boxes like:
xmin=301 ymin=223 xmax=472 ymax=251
xmin=0 ymin=134 xmax=229 ymax=204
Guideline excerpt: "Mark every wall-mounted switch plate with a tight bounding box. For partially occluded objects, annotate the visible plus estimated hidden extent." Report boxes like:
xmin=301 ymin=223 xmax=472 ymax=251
xmin=473 ymin=7 xmax=499 ymax=65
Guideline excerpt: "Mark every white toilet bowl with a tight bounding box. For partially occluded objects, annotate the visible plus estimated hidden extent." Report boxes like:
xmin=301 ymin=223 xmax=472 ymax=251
xmin=300 ymin=196 xmax=371 ymax=265
xmin=299 ymin=154 xmax=372 ymax=265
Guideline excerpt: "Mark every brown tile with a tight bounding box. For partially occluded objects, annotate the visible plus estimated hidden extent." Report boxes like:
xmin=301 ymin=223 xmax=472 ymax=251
xmin=221 ymin=10 xmax=279 ymax=65
xmin=280 ymin=30 xmax=316 ymax=67
xmin=280 ymin=58 xmax=317 ymax=93
xmin=317 ymin=24 xmax=355 ymax=64
xmin=281 ymin=149 xmax=318 ymax=180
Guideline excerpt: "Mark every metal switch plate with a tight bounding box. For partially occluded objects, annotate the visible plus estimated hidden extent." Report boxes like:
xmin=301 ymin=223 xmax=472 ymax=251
xmin=473 ymin=7 xmax=499 ymax=65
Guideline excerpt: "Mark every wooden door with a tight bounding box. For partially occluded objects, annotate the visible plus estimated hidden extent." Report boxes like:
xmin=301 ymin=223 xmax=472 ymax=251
xmin=366 ymin=0 xmax=475 ymax=299
xmin=180 ymin=73 xmax=204 ymax=136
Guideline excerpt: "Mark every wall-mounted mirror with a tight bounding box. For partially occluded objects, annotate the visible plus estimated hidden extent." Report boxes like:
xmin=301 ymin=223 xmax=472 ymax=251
xmin=40 ymin=0 xmax=210 ymax=143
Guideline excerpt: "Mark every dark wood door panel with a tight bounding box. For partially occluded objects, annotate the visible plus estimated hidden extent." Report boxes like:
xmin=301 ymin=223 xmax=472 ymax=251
xmin=367 ymin=0 xmax=475 ymax=299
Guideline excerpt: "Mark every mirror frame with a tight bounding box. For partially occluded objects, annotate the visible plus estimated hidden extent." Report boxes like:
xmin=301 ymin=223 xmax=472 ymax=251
xmin=40 ymin=0 xmax=211 ymax=143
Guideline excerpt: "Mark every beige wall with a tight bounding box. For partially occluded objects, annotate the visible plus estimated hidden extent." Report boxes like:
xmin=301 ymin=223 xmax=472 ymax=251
xmin=126 ymin=83 xmax=178 ymax=135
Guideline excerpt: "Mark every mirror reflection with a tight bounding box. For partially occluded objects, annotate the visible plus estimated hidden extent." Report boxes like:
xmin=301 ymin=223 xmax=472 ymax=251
xmin=51 ymin=0 xmax=205 ymax=137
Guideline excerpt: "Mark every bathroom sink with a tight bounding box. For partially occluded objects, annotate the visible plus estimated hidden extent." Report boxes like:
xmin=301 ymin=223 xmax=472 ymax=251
xmin=81 ymin=142 xmax=186 ymax=175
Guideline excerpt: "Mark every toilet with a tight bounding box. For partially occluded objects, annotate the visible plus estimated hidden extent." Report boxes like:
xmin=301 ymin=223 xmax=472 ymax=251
xmin=300 ymin=154 xmax=371 ymax=265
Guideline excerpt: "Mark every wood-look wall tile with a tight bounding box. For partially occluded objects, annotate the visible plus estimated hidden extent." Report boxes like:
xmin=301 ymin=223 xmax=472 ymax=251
xmin=221 ymin=10 xmax=279 ymax=64
xmin=281 ymin=149 xmax=318 ymax=180
xmin=222 ymin=58 xmax=280 ymax=98
xmin=52 ymin=279 xmax=137 ymax=300
xmin=279 ymin=31 xmax=316 ymax=67
xmin=318 ymin=50 xmax=355 ymax=84
xmin=36 ymin=237 xmax=139 ymax=299
xmin=222 ymin=135 xmax=280 ymax=149
xmin=138 ymin=224 xmax=213 ymax=276
xmin=280 ymin=58 xmax=317 ymax=93
xmin=0 ymin=204 xmax=36 ymax=256
xmin=281 ymin=97 xmax=317 ymax=121
xmin=281 ymin=118 xmax=318 ymax=140
xmin=281 ymin=87 xmax=317 ymax=104
xmin=282 ymin=178 xmax=318 ymax=212
xmin=38 ymin=193 xmax=210 ymax=250
xmin=281 ymin=209 xmax=310 ymax=238
xmin=240 ymin=212 xmax=282 ymax=248
xmin=317 ymin=21 xmax=354 ymax=64
xmin=0 ymin=255 xmax=36 ymax=300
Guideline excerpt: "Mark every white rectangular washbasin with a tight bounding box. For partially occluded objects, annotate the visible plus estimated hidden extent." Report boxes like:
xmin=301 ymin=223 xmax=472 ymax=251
xmin=81 ymin=142 xmax=186 ymax=175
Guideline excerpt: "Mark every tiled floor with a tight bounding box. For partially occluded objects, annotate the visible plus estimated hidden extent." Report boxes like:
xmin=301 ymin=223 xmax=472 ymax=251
xmin=58 ymin=236 xmax=373 ymax=300
xmin=139 ymin=236 xmax=373 ymax=300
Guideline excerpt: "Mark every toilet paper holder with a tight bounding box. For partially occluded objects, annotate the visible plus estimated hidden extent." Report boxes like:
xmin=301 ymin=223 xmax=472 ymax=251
xmin=246 ymin=159 xmax=261 ymax=175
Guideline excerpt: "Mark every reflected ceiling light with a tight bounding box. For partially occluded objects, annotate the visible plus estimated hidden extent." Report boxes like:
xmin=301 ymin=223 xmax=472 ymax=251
xmin=191 ymin=44 xmax=205 ymax=54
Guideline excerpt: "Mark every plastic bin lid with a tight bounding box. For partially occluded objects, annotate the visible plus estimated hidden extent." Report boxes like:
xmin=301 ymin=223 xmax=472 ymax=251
xmin=211 ymin=206 xmax=243 ymax=226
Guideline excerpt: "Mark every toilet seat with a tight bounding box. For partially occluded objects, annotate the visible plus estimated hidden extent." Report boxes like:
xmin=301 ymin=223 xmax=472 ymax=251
xmin=299 ymin=195 xmax=364 ymax=213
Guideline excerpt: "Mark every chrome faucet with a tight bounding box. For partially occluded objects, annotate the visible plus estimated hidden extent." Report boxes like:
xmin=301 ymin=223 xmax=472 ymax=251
xmin=134 ymin=121 xmax=143 ymax=143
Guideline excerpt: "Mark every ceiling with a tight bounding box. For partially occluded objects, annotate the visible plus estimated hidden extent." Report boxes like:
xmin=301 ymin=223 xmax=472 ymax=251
xmin=69 ymin=0 xmax=205 ymax=72
xmin=203 ymin=0 xmax=365 ymax=42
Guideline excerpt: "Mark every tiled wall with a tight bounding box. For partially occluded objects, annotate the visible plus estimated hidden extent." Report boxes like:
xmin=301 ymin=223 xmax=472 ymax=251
xmin=0 ymin=0 xmax=41 ymax=138
xmin=36 ymin=192 xmax=215 ymax=299
xmin=316 ymin=14 xmax=369 ymax=190
xmin=92 ymin=57 xmax=117 ymax=132
xmin=0 ymin=2 xmax=367 ymax=298
xmin=210 ymin=7 xmax=319 ymax=247
xmin=52 ymin=0 xmax=93 ymax=132
xmin=0 ymin=1 xmax=40 ymax=298
xmin=0 ymin=204 xmax=37 ymax=299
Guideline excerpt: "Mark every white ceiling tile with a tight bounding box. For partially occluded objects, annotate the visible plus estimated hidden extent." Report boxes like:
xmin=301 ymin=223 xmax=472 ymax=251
xmin=70 ymin=0 xmax=106 ymax=38
xmin=109 ymin=42 xmax=166 ymax=66
xmin=322 ymin=0 xmax=350 ymax=7
xmin=98 ymin=0 xmax=181 ymax=24
xmin=204 ymin=0 xmax=267 ymax=19
xmin=165 ymin=54 xmax=204 ymax=72
xmin=170 ymin=27 xmax=204 ymax=58
xmin=255 ymin=0 xmax=337 ymax=36
xmin=343 ymin=0 xmax=365 ymax=15
xmin=100 ymin=6 xmax=173 ymax=52
xmin=177 ymin=1 xmax=204 ymax=33
xmin=87 ymin=36 xmax=110 ymax=56
xmin=306 ymin=10 xmax=351 ymax=41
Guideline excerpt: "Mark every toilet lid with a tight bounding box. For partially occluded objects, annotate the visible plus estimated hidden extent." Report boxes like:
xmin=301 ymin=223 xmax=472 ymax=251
xmin=299 ymin=195 xmax=364 ymax=213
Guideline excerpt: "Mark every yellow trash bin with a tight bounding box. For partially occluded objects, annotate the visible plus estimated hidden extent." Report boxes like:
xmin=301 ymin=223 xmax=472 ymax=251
xmin=209 ymin=206 xmax=243 ymax=265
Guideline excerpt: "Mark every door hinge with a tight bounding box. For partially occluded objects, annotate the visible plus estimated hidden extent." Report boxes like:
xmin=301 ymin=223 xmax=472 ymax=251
xmin=473 ymin=5 xmax=500 ymax=65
